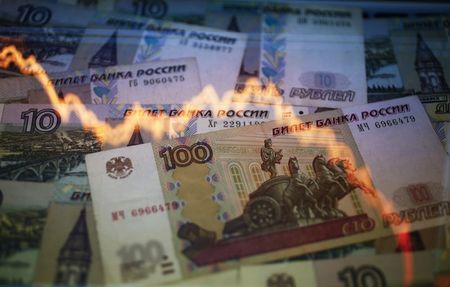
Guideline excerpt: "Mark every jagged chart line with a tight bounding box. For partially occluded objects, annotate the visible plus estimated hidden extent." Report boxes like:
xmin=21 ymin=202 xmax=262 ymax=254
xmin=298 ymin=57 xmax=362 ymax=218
xmin=0 ymin=45 xmax=415 ymax=285
xmin=0 ymin=45 xmax=285 ymax=145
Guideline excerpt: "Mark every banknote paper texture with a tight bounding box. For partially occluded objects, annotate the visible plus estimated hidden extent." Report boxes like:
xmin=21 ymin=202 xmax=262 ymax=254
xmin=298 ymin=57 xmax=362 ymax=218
xmin=86 ymin=96 xmax=448 ymax=285
xmin=260 ymin=7 xmax=367 ymax=108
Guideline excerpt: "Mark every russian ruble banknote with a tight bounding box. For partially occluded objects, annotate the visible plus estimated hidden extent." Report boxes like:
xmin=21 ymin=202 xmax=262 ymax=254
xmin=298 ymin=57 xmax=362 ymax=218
xmin=0 ymin=0 xmax=98 ymax=28
xmin=32 ymin=202 xmax=104 ymax=287
xmin=364 ymin=17 xmax=449 ymax=101
xmin=0 ymin=180 xmax=54 ymax=285
xmin=260 ymin=6 xmax=367 ymax=108
xmin=85 ymin=96 xmax=448 ymax=285
xmin=70 ymin=13 xmax=247 ymax=97
xmin=0 ymin=180 xmax=102 ymax=286
xmin=390 ymin=18 xmax=450 ymax=122
xmin=0 ymin=59 xmax=202 ymax=104
xmin=56 ymin=0 xmax=208 ymax=24
xmin=150 ymin=249 xmax=450 ymax=286
xmin=0 ymin=0 xmax=109 ymax=77
xmin=0 ymin=5 xmax=247 ymax=98
xmin=241 ymin=250 xmax=445 ymax=286
xmin=138 ymin=248 xmax=450 ymax=286
xmin=364 ymin=16 xmax=450 ymax=121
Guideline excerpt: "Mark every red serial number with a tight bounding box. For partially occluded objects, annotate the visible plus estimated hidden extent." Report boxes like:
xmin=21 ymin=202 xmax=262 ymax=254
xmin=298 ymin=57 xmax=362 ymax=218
xmin=131 ymin=201 xmax=180 ymax=217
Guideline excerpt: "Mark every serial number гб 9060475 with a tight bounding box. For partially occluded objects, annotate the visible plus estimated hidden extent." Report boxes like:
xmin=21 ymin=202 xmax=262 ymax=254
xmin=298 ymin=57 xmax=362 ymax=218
xmin=128 ymin=75 xmax=185 ymax=87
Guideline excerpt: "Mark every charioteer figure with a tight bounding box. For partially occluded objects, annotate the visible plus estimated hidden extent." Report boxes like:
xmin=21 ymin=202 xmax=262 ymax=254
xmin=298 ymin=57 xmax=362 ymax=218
xmin=260 ymin=138 xmax=283 ymax=178
xmin=285 ymin=157 xmax=326 ymax=219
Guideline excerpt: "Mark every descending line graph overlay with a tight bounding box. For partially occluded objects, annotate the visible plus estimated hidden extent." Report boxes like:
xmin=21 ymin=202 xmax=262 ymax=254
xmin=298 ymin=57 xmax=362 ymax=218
xmin=0 ymin=45 xmax=419 ymax=285
xmin=0 ymin=46 xmax=286 ymax=145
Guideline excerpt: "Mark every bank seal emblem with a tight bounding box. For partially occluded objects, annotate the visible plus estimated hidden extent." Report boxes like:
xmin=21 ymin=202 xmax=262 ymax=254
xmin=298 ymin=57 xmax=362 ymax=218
xmin=106 ymin=156 xmax=133 ymax=179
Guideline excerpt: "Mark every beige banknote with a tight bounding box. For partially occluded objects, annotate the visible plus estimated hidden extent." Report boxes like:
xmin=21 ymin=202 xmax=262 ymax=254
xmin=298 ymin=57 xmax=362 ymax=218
xmin=86 ymin=96 xmax=449 ymax=285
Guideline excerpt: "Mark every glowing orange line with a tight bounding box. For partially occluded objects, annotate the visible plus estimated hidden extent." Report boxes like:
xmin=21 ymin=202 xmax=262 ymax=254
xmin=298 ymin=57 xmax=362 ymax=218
xmin=0 ymin=45 xmax=286 ymax=145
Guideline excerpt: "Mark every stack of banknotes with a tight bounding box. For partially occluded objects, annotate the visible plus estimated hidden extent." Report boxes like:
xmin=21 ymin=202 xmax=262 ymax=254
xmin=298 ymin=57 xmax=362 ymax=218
xmin=0 ymin=0 xmax=449 ymax=286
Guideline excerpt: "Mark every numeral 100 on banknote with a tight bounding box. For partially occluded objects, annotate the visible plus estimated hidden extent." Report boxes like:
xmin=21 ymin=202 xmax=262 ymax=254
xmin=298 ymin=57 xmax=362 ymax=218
xmin=159 ymin=142 xmax=212 ymax=170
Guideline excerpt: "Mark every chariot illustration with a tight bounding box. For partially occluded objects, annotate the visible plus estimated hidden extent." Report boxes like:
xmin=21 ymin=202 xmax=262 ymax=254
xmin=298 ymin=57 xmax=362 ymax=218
xmin=222 ymin=153 xmax=375 ymax=237
xmin=177 ymin=139 xmax=376 ymax=265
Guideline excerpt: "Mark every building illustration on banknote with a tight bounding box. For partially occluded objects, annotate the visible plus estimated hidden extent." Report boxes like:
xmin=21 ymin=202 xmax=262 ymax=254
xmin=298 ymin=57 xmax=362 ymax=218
xmin=415 ymin=34 xmax=449 ymax=94
xmin=54 ymin=208 xmax=91 ymax=286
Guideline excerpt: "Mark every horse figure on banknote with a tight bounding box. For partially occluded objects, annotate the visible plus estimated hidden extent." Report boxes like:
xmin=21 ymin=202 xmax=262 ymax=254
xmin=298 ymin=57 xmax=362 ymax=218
xmin=222 ymin=153 xmax=375 ymax=236
xmin=310 ymin=155 xmax=376 ymax=218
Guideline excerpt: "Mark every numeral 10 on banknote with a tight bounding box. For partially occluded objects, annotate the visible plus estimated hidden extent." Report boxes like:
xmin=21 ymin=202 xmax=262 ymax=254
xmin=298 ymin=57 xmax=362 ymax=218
xmin=338 ymin=266 xmax=386 ymax=287
xmin=159 ymin=142 xmax=212 ymax=170
xmin=20 ymin=108 xmax=61 ymax=133
xmin=17 ymin=5 xmax=52 ymax=26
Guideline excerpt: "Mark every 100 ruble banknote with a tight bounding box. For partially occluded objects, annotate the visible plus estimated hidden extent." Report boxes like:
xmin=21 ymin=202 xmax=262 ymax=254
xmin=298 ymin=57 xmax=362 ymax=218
xmin=86 ymin=96 xmax=449 ymax=286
